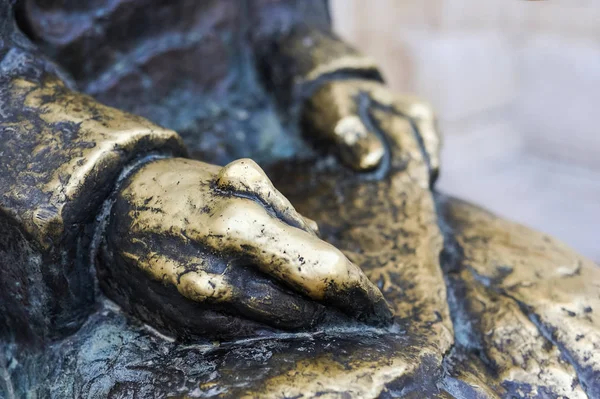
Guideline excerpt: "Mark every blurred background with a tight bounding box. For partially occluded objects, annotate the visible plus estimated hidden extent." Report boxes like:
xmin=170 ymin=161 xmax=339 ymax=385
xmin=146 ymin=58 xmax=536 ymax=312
xmin=330 ymin=0 xmax=600 ymax=263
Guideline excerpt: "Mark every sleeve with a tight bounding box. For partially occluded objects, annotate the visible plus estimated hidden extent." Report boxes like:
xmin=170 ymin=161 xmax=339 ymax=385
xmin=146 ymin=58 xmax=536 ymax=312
xmin=0 ymin=1 xmax=187 ymax=344
xmin=249 ymin=0 xmax=384 ymax=114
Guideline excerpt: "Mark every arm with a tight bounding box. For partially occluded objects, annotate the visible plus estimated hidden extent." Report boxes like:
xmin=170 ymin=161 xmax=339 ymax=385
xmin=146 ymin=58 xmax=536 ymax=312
xmin=0 ymin=1 xmax=186 ymax=343
xmin=250 ymin=0 xmax=441 ymax=184
xmin=0 ymin=1 xmax=391 ymax=344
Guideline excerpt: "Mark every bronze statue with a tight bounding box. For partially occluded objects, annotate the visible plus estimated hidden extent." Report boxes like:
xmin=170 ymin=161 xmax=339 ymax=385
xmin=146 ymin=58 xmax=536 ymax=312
xmin=0 ymin=1 xmax=598 ymax=398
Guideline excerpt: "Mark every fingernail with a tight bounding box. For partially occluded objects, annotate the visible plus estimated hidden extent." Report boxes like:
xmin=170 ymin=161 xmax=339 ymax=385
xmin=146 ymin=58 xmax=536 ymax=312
xmin=334 ymin=116 xmax=384 ymax=171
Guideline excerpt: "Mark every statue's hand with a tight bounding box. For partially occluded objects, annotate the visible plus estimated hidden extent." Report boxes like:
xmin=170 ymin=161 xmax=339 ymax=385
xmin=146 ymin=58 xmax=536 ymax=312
xmin=302 ymin=79 xmax=441 ymax=183
xmin=100 ymin=157 xmax=392 ymax=335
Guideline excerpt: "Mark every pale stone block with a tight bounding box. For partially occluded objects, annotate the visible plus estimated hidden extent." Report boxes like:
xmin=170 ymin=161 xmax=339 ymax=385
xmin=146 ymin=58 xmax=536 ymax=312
xmin=440 ymin=0 xmax=527 ymax=32
xmin=517 ymin=34 xmax=600 ymax=169
xmin=404 ymin=31 xmax=518 ymax=122
xmin=522 ymin=1 xmax=600 ymax=38
xmin=440 ymin=153 xmax=600 ymax=263
xmin=439 ymin=115 xmax=523 ymax=176
xmin=331 ymin=0 xmax=444 ymax=33
xmin=437 ymin=114 xmax=523 ymax=204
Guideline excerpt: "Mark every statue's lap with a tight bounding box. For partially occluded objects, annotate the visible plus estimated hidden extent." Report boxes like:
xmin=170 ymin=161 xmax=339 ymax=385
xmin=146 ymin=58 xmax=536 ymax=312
xmin=9 ymin=160 xmax=598 ymax=398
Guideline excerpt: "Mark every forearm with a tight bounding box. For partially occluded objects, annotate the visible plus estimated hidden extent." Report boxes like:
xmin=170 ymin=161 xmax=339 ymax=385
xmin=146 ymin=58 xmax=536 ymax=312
xmin=0 ymin=79 xmax=186 ymax=343
xmin=250 ymin=0 xmax=383 ymax=112
xmin=0 ymin=3 xmax=187 ymax=342
xmin=1 ymin=77 xmax=186 ymax=243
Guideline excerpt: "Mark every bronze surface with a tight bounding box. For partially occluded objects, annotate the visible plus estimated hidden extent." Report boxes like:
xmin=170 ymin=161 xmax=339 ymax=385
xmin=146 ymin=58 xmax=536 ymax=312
xmin=0 ymin=1 xmax=598 ymax=397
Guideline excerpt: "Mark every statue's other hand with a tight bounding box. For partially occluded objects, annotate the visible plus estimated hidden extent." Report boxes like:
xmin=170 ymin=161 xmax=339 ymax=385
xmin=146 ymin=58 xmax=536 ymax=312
xmin=100 ymin=157 xmax=392 ymax=335
xmin=302 ymin=80 xmax=441 ymax=184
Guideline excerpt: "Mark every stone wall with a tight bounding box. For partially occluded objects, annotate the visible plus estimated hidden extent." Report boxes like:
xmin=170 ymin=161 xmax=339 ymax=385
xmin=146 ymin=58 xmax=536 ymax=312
xmin=331 ymin=0 xmax=600 ymax=261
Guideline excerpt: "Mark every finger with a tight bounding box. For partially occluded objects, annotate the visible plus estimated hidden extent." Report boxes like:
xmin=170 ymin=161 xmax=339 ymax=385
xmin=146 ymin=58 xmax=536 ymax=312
xmin=368 ymin=106 xmax=431 ymax=188
xmin=124 ymin=251 xmax=325 ymax=330
xmin=413 ymin=116 xmax=441 ymax=183
xmin=389 ymin=95 xmax=441 ymax=183
xmin=224 ymin=263 xmax=326 ymax=329
xmin=302 ymin=81 xmax=385 ymax=171
xmin=205 ymin=199 xmax=393 ymax=325
xmin=216 ymin=158 xmax=319 ymax=235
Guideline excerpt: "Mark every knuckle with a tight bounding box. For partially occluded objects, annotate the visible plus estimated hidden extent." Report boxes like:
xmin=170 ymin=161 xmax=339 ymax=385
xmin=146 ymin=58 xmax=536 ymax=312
xmin=178 ymin=272 xmax=233 ymax=303
xmin=220 ymin=158 xmax=270 ymax=188
xmin=209 ymin=198 xmax=265 ymax=237
xmin=409 ymin=98 xmax=435 ymax=119
xmin=207 ymin=199 xmax=241 ymax=235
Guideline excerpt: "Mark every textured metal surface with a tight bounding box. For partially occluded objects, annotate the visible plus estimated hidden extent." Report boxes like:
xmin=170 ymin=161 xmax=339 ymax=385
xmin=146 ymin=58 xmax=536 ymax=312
xmin=0 ymin=0 xmax=599 ymax=397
